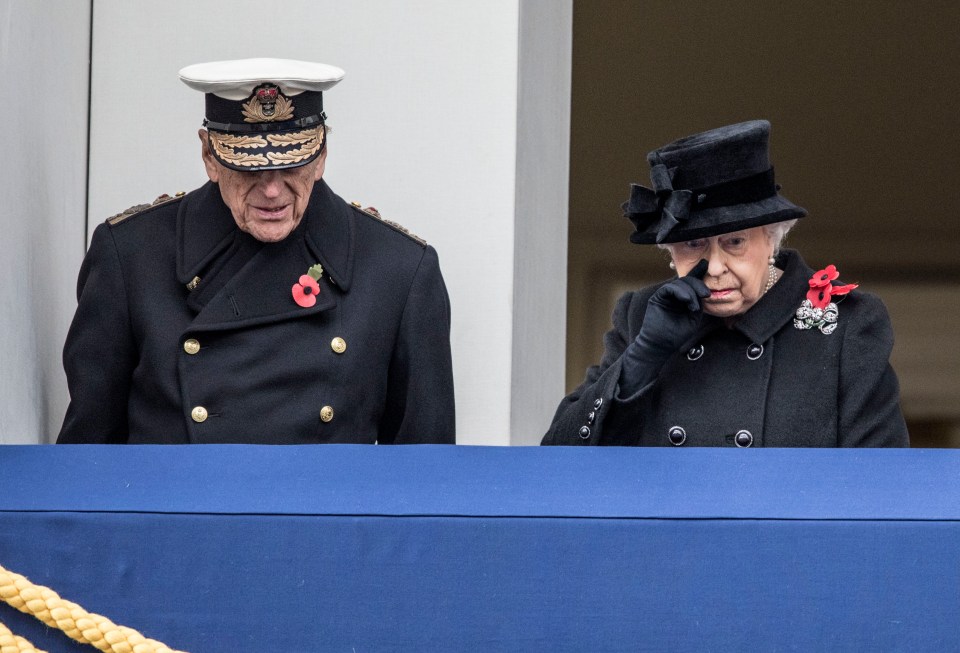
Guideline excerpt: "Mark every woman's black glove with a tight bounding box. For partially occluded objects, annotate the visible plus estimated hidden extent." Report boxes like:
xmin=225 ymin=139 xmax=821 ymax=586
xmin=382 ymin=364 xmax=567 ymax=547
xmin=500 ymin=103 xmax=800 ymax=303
xmin=619 ymin=259 xmax=710 ymax=396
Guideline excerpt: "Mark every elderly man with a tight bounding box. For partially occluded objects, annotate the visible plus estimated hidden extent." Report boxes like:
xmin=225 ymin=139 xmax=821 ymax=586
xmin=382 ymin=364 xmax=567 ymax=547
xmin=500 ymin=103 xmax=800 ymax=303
xmin=58 ymin=59 xmax=455 ymax=444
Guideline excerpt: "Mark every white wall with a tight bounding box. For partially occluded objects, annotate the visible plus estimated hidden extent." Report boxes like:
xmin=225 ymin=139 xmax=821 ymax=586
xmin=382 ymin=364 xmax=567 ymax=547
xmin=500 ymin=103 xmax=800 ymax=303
xmin=0 ymin=0 xmax=89 ymax=443
xmin=511 ymin=1 xmax=572 ymax=444
xmin=86 ymin=0 xmax=571 ymax=445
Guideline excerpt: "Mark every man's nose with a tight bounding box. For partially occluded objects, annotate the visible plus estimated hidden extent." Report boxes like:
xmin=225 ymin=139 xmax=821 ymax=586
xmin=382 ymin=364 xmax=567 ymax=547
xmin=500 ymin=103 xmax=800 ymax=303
xmin=257 ymin=171 xmax=283 ymax=197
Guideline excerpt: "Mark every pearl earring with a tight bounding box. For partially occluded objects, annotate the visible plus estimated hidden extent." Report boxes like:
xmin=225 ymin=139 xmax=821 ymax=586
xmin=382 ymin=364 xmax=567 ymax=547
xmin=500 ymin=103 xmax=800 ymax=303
xmin=768 ymin=256 xmax=776 ymax=265
xmin=668 ymin=261 xmax=676 ymax=270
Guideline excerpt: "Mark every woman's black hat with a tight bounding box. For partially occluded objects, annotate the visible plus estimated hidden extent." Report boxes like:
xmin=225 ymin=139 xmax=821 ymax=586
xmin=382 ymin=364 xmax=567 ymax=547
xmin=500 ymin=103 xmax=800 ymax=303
xmin=624 ymin=120 xmax=807 ymax=244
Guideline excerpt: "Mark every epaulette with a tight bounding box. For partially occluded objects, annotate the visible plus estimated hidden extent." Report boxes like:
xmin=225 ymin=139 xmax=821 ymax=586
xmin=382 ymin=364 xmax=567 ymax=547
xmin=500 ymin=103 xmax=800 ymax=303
xmin=349 ymin=201 xmax=427 ymax=247
xmin=107 ymin=191 xmax=185 ymax=226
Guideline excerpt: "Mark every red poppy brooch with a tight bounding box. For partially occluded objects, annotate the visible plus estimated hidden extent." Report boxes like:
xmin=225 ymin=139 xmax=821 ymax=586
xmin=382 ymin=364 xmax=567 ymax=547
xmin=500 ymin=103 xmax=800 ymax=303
xmin=292 ymin=263 xmax=324 ymax=308
xmin=794 ymin=264 xmax=858 ymax=334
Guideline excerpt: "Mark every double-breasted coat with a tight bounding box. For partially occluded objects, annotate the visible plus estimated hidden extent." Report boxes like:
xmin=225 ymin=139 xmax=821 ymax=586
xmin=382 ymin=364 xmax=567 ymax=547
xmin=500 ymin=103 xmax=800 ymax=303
xmin=542 ymin=249 xmax=908 ymax=447
xmin=58 ymin=179 xmax=455 ymax=444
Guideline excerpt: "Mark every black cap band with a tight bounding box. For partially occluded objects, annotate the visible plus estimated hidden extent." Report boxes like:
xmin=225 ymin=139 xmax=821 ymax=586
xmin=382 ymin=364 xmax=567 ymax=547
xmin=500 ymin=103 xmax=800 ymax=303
xmin=203 ymin=113 xmax=325 ymax=133
xmin=204 ymin=88 xmax=325 ymax=130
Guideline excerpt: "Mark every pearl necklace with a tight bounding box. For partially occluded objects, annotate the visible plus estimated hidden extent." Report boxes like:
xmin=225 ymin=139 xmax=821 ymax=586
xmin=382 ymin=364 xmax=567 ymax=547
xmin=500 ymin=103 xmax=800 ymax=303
xmin=764 ymin=264 xmax=780 ymax=294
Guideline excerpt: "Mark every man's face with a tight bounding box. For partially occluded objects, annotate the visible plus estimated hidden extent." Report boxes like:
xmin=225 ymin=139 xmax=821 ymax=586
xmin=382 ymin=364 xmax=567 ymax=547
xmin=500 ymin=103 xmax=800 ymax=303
xmin=199 ymin=129 xmax=326 ymax=243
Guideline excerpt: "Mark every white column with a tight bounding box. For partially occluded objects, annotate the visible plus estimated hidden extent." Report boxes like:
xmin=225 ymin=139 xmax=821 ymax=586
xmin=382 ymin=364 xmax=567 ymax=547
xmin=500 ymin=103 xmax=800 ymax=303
xmin=87 ymin=0 xmax=571 ymax=445
xmin=510 ymin=1 xmax=572 ymax=444
xmin=0 ymin=0 xmax=90 ymax=443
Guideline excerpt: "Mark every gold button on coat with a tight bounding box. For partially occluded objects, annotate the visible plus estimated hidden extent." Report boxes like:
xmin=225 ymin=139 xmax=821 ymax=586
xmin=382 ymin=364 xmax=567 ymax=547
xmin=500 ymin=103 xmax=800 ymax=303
xmin=331 ymin=337 xmax=347 ymax=354
xmin=191 ymin=406 xmax=208 ymax=423
xmin=183 ymin=339 xmax=200 ymax=355
xmin=320 ymin=406 xmax=334 ymax=423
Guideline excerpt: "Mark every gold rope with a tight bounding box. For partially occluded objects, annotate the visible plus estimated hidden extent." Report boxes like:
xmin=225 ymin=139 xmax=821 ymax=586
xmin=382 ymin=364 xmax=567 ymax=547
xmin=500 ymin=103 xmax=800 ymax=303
xmin=0 ymin=619 xmax=46 ymax=653
xmin=0 ymin=563 xmax=187 ymax=653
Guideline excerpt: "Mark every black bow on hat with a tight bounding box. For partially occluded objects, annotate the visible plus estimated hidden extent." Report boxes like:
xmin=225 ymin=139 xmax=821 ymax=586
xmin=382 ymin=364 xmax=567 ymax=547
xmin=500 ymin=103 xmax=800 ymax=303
xmin=625 ymin=161 xmax=694 ymax=244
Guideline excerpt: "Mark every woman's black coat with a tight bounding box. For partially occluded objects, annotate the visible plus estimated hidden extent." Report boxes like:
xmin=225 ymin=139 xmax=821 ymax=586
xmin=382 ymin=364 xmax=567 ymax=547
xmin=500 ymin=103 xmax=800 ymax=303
xmin=543 ymin=250 xmax=908 ymax=447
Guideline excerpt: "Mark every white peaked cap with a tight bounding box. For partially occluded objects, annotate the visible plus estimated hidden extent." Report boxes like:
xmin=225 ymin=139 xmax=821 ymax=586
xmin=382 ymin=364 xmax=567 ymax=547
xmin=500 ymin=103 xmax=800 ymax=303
xmin=179 ymin=58 xmax=345 ymax=100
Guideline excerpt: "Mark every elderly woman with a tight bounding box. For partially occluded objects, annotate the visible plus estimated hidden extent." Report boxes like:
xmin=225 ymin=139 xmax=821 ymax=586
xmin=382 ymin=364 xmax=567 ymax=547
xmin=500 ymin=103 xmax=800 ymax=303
xmin=543 ymin=120 xmax=908 ymax=447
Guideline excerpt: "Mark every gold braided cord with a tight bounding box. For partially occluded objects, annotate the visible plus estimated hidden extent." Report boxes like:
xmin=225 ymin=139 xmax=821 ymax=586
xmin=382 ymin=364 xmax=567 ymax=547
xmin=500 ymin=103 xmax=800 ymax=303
xmin=0 ymin=619 xmax=45 ymax=653
xmin=0 ymin=563 xmax=188 ymax=653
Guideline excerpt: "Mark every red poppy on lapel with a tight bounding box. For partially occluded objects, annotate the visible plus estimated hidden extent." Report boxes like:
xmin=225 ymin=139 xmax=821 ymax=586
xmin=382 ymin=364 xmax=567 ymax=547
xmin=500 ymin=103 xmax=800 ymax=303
xmin=292 ymin=275 xmax=320 ymax=307
xmin=806 ymin=265 xmax=858 ymax=309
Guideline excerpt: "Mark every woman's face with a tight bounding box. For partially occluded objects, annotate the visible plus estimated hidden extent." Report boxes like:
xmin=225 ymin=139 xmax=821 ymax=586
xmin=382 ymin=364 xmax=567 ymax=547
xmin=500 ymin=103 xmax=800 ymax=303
xmin=670 ymin=226 xmax=774 ymax=318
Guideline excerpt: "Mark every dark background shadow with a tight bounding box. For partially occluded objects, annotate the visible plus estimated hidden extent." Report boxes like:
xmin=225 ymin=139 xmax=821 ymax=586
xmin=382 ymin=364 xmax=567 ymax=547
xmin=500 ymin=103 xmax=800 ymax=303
xmin=567 ymin=1 xmax=960 ymax=446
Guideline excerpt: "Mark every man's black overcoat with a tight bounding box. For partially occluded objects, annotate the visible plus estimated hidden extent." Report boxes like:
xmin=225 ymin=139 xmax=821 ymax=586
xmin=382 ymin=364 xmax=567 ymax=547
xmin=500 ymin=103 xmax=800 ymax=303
xmin=543 ymin=250 xmax=908 ymax=447
xmin=59 ymin=180 xmax=455 ymax=444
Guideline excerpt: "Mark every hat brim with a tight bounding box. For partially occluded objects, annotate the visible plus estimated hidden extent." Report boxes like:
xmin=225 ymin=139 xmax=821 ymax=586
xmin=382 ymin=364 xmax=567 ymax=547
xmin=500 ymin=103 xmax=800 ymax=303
xmin=207 ymin=125 xmax=325 ymax=172
xmin=629 ymin=194 xmax=807 ymax=244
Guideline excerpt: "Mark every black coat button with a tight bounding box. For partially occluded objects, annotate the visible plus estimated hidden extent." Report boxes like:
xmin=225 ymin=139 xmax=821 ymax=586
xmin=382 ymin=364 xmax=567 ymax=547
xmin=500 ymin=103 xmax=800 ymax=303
xmin=586 ymin=411 xmax=596 ymax=425
xmin=579 ymin=426 xmax=591 ymax=439
xmin=668 ymin=426 xmax=686 ymax=446
xmin=686 ymin=344 xmax=704 ymax=361
xmin=593 ymin=397 xmax=603 ymax=410
xmin=747 ymin=344 xmax=764 ymax=360
xmin=735 ymin=429 xmax=754 ymax=447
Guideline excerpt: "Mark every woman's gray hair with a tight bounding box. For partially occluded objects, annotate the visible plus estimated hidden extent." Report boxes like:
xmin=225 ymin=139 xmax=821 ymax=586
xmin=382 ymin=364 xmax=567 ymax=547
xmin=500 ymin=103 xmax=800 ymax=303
xmin=657 ymin=219 xmax=798 ymax=257
xmin=763 ymin=219 xmax=797 ymax=255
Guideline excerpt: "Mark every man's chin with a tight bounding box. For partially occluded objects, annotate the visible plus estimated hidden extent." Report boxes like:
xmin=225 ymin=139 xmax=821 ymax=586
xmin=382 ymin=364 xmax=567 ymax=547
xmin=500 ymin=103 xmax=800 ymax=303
xmin=242 ymin=218 xmax=300 ymax=243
